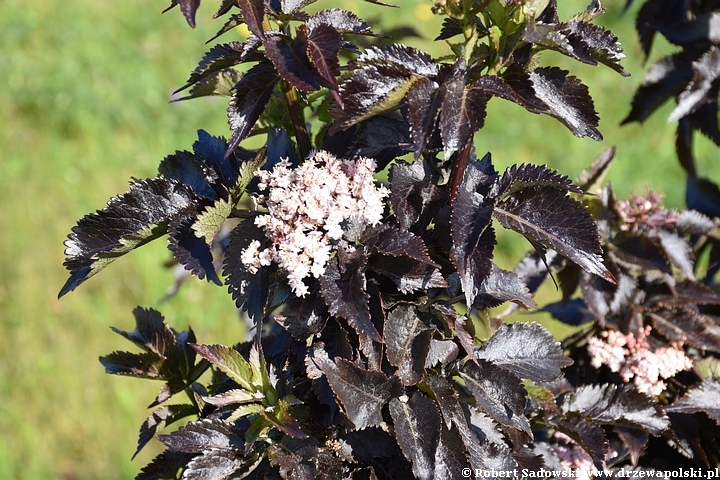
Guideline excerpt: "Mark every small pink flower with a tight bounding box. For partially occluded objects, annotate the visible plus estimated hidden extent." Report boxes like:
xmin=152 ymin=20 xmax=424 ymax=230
xmin=241 ymin=151 xmax=388 ymax=297
xmin=587 ymin=326 xmax=692 ymax=395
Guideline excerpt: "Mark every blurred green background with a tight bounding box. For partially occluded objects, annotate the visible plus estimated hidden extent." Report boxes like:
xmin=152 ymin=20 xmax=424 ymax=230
xmin=1 ymin=0 xmax=718 ymax=478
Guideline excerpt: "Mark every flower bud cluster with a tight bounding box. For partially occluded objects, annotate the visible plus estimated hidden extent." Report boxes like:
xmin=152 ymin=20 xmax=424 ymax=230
xmin=616 ymin=191 xmax=680 ymax=232
xmin=587 ymin=326 xmax=692 ymax=396
xmin=241 ymin=151 xmax=388 ymax=297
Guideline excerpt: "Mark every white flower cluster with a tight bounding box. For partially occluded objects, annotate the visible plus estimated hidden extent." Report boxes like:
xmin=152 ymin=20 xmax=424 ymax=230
xmin=241 ymin=150 xmax=388 ymax=297
xmin=587 ymin=326 xmax=693 ymax=396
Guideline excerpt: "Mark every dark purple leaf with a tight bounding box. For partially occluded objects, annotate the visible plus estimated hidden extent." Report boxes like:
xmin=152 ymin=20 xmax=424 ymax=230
xmin=267 ymin=438 xmax=320 ymax=479
xmin=389 ymin=159 xmax=442 ymax=231
xmin=474 ymin=65 xmax=547 ymax=113
xmin=669 ymin=47 xmax=720 ymax=122
xmin=178 ymin=0 xmax=200 ymax=28
xmin=372 ymin=226 xmax=438 ymax=266
xmin=223 ymin=219 xmax=271 ymax=322
xmin=369 ymin=255 xmax=447 ymax=294
xmin=168 ymin=208 xmax=221 ymax=284
xmin=677 ymin=209 xmax=716 ymax=236
xmin=580 ymin=267 xmax=637 ymax=324
xmin=622 ymin=54 xmax=694 ymax=124
xmin=319 ymin=250 xmax=380 ymax=342
xmin=473 ymin=264 xmax=537 ymax=310
xmin=460 ymin=360 xmax=531 ymax=434
xmin=384 ymin=305 xmax=433 ymax=386
xmin=425 ymin=339 xmax=459 ymax=368
xmin=407 ymin=77 xmax=443 ymax=159
xmin=136 ymin=451 xmax=195 ymax=480
xmin=206 ymin=14 xmax=244 ymax=44
xmin=648 ymin=280 xmax=720 ymax=309
xmin=264 ymin=32 xmax=321 ymax=93
xmin=576 ymin=146 xmax=615 ymax=192
xmin=492 ymin=163 xmax=582 ymax=199
xmin=299 ymin=24 xmax=342 ymax=104
xmin=687 ymin=175 xmax=720 ymax=218
xmin=440 ymin=61 xmax=487 ymax=157
xmin=666 ymin=379 xmax=720 ymax=424
xmin=176 ymin=38 xmax=263 ymax=93
xmin=436 ymin=17 xmax=463 ymax=41
xmin=100 ymin=350 xmax=167 ymax=379
xmin=493 ymin=186 xmax=613 ymax=283
xmin=352 ymin=44 xmax=437 ymax=77
xmin=159 ymin=418 xmax=243 ymax=454
xmin=314 ymin=356 xmax=402 ymax=430
xmin=307 ymin=9 xmax=376 ymax=36
xmin=182 ymin=450 xmax=246 ymax=480
xmin=554 ymin=414 xmax=608 ymax=468
xmin=352 ymin=116 xmax=413 ymax=169
xmin=434 ymin=424 xmax=471 ymax=477
xmin=651 ymin=229 xmax=695 ymax=280
xmin=60 ymin=178 xmax=196 ymax=297
xmin=133 ymin=404 xmax=198 ymax=458
xmin=562 ymin=384 xmax=670 ymax=434
xmin=227 ymin=62 xmax=279 ymax=154
xmin=524 ymin=22 xmax=595 ymax=66
xmin=528 ymin=67 xmax=601 ymax=140
xmin=159 ymin=149 xmax=218 ymax=200
xmin=615 ymin=426 xmax=649 ymax=466
xmin=689 ymin=99 xmax=720 ymax=146
xmin=389 ymin=392 xmax=441 ymax=480
xmin=237 ymin=0 xmax=265 ymax=40
xmin=563 ymin=21 xmax=628 ymax=76
xmin=476 ymin=322 xmax=573 ymax=382
xmin=450 ymin=157 xmax=498 ymax=307
xmin=649 ymin=308 xmax=720 ymax=354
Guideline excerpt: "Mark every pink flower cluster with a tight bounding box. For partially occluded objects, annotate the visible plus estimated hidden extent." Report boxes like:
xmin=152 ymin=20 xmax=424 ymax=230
xmin=587 ymin=326 xmax=692 ymax=396
xmin=616 ymin=191 xmax=680 ymax=232
xmin=241 ymin=151 xmax=388 ymax=297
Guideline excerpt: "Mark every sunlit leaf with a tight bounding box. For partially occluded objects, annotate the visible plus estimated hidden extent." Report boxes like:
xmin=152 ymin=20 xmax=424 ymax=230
xmin=389 ymin=392 xmax=441 ymax=480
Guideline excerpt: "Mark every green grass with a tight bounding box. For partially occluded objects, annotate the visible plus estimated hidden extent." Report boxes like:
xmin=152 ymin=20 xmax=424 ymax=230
xmin=0 ymin=0 xmax=712 ymax=478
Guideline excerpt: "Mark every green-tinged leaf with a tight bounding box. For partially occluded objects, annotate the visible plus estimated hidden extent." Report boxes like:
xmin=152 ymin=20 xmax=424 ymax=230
xmin=261 ymin=398 xmax=307 ymax=439
xmin=314 ymin=356 xmax=402 ymax=430
xmin=159 ymin=418 xmax=244 ymax=453
xmin=562 ymin=384 xmax=670 ymax=434
xmin=475 ymin=322 xmax=572 ymax=382
xmin=460 ymin=360 xmax=531 ymax=434
xmin=666 ymin=379 xmax=720 ymax=424
xmin=319 ymin=250 xmax=380 ymax=342
xmin=134 ymin=404 xmax=197 ymax=459
xmin=384 ymin=305 xmax=433 ymax=386
xmin=192 ymin=344 xmax=255 ymax=392
xmin=168 ymin=207 xmax=222 ymax=284
xmin=100 ymin=350 xmax=167 ymax=379
xmin=60 ymin=178 xmax=195 ymax=297
xmin=227 ymin=62 xmax=280 ymax=154
xmin=389 ymin=392 xmax=441 ymax=480
xmin=223 ymin=219 xmax=271 ymax=322
xmin=203 ymin=389 xmax=258 ymax=407
xmin=337 ymin=65 xmax=421 ymax=128
xmin=227 ymin=403 xmax=266 ymax=423
xmin=173 ymin=69 xmax=243 ymax=101
xmin=493 ymin=185 xmax=613 ymax=282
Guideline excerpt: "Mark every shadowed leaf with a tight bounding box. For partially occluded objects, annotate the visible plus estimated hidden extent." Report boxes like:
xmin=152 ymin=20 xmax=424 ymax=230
xmin=315 ymin=356 xmax=402 ymax=429
xmin=384 ymin=305 xmax=433 ymax=385
xmin=389 ymin=392 xmax=442 ymax=480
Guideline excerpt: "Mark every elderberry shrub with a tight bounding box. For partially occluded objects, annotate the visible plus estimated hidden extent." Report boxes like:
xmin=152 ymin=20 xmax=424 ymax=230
xmin=60 ymin=0 xmax=720 ymax=477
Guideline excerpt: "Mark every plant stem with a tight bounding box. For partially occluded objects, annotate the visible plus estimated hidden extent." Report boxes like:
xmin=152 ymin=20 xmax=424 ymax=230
xmin=449 ymin=140 xmax=473 ymax=204
xmin=282 ymin=80 xmax=311 ymax=160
